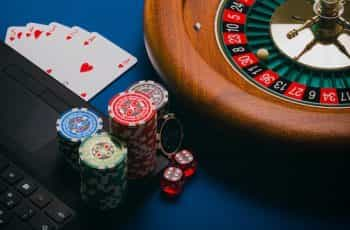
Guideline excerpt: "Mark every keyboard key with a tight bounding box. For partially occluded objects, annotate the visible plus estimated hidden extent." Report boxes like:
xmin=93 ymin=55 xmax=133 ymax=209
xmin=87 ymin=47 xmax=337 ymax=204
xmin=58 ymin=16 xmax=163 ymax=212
xmin=0 ymin=156 xmax=9 ymax=172
xmin=3 ymin=217 xmax=32 ymax=230
xmin=45 ymin=201 xmax=72 ymax=224
xmin=0 ymin=180 xmax=7 ymax=193
xmin=30 ymin=189 xmax=53 ymax=209
xmin=0 ymin=154 xmax=75 ymax=229
xmin=0 ymin=190 xmax=21 ymax=209
xmin=30 ymin=213 xmax=57 ymax=230
xmin=16 ymin=179 xmax=38 ymax=197
xmin=1 ymin=167 xmax=23 ymax=185
xmin=15 ymin=203 xmax=36 ymax=221
xmin=0 ymin=206 xmax=13 ymax=226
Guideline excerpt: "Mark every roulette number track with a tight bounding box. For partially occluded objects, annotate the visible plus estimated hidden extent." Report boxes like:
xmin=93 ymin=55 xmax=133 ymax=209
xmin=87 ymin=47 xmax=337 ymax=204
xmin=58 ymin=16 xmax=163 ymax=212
xmin=144 ymin=0 xmax=350 ymax=147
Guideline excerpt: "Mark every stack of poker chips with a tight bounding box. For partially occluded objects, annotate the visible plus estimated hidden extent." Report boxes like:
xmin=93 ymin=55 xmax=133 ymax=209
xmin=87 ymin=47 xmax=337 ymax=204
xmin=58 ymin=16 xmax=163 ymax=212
xmin=129 ymin=80 xmax=169 ymax=119
xmin=129 ymin=81 xmax=184 ymax=156
xmin=56 ymin=108 xmax=103 ymax=171
xmin=79 ymin=132 xmax=127 ymax=211
xmin=108 ymin=92 xmax=157 ymax=179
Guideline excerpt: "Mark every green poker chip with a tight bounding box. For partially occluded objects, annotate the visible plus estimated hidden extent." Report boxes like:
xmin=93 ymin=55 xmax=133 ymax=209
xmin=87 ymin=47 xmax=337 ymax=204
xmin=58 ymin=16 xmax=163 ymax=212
xmin=79 ymin=132 xmax=128 ymax=211
xmin=79 ymin=132 xmax=127 ymax=170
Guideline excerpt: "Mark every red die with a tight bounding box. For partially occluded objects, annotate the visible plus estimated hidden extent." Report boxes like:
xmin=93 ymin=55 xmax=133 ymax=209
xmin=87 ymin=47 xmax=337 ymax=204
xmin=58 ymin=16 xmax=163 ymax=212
xmin=173 ymin=150 xmax=197 ymax=178
xmin=160 ymin=166 xmax=185 ymax=197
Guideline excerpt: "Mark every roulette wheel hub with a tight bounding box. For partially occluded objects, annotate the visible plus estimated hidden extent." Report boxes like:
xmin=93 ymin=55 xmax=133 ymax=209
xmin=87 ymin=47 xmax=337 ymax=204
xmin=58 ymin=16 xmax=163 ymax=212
xmin=270 ymin=0 xmax=350 ymax=70
xmin=144 ymin=0 xmax=350 ymax=147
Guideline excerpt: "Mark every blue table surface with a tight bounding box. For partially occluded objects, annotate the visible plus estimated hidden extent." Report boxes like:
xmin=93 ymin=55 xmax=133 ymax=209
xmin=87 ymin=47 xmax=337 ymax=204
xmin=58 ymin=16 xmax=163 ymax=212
xmin=1 ymin=1 xmax=350 ymax=229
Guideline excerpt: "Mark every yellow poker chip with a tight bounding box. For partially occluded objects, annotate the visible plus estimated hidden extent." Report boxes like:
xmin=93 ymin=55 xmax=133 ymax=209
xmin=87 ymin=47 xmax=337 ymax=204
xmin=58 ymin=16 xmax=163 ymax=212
xmin=79 ymin=132 xmax=127 ymax=170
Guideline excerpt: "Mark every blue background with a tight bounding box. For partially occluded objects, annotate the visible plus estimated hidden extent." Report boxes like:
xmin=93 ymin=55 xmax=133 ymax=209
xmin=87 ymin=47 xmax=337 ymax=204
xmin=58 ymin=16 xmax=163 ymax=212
xmin=1 ymin=0 xmax=350 ymax=229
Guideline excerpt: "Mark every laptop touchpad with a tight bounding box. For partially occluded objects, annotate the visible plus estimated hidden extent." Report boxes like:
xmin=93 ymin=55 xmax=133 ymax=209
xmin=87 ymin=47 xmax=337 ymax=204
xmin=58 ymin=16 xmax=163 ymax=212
xmin=0 ymin=73 xmax=58 ymax=153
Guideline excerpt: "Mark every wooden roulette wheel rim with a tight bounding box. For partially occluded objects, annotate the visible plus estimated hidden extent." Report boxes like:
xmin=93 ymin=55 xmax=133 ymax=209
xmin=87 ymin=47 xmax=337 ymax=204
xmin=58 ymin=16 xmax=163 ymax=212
xmin=144 ymin=0 xmax=350 ymax=147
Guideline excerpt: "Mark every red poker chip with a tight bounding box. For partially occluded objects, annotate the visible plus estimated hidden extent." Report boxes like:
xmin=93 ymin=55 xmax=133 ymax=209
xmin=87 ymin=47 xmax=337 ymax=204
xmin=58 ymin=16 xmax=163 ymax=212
xmin=129 ymin=157 xmax=155 ymax=166
xmin=129 ymin=154 xmax=156 ymax=163
xmin=128 ymin=141 xmax=156 ymax=150
xmin=128 ymin=168 xmax=152 ymax=176
xmin=129 ymin=156 xmax=155 ymax=165
xmin=129 ymin=154 xmax=153 ymax=160
xmin=128 ymin=145 xmax=156 ymax=155
xmin=129 ymin=153 xmax=154 ymax=160
xmin=128 ymin=124 xmax=157 ymax=140
xmin=129 ymin=142 xmax=156 ymax=151
xmin=108 ymin=92 xmax=156 ymax=127
xmin=128 ymin=154 xmax=151 ymax=160
xmin=128 ymin=151 xmax=150 ymax=157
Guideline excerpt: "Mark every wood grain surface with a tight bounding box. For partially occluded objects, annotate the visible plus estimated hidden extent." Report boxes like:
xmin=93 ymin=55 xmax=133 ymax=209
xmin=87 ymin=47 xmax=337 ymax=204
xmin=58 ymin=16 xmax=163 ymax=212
xmin=144 ymin=0 xmax=350 ymax=147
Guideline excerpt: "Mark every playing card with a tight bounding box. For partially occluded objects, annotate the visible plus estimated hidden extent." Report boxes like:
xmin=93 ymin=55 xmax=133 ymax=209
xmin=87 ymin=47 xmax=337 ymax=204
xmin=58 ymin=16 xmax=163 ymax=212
xmin=6 ymin=23 xmax=62 ymax=71
xmin=22 ymin=23 xmax=51 ymax=63
xmin=5 ymin=26 xmax=28 ymax=54
xmin=48 ymin=32 xmax=137 ymax=100
xmin=30 ymin=23 xmax=91 ymax=77
xmin=4 ymin=22 xmax=137 ymax=101
xmin=41 ymin=23 xmax=94 ymax=91
xmin=72 ymin=26 xmax=90 ymax=37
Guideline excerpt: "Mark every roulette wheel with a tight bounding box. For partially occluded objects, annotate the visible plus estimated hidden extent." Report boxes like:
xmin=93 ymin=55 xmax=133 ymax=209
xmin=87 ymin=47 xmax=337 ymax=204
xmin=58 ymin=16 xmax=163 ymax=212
xmin=144 ymin=0 xmax=350 ymax=147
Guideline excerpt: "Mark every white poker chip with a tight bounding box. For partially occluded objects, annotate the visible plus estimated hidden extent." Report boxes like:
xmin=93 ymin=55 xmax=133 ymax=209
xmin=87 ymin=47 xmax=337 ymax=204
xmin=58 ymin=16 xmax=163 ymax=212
xmin=129 ymin=80 xmax=169 ymax=111
xmin=79 ymin=132 xmax=127 ymax=170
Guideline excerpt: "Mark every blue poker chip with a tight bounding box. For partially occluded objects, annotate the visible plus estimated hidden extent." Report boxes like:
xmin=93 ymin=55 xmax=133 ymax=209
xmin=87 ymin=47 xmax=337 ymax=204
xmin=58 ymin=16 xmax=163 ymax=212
xmin=56 ymin=108 xmax=103 ymax=142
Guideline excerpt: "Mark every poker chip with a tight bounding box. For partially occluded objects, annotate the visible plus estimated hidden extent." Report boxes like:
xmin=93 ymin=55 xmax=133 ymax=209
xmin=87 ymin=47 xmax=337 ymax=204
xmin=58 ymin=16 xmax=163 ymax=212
xmin=79 ymin=132 xmax=128 ymax=211
xmin=79 ymin=133 xmax=127 ymax=169
xmin=108 ymin=92 xmax=156 ymax=127
xmin=56 ymin=108 xmax=103 ymax=171
xmin=128 ymin=80 xmax=169 ymax=117
xmin=56 ymin=108 xmax=103 ymax=142
xmin=108 ymin=92 xmax=157 ymax=179
xmin=157 ymin=113 xmax=184 ymax=158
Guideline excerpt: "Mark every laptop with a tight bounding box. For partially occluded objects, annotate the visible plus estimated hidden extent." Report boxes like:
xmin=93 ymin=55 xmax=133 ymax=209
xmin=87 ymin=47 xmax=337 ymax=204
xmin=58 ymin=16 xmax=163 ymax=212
xmin=0 ymin=41 xmax=168 ymax=230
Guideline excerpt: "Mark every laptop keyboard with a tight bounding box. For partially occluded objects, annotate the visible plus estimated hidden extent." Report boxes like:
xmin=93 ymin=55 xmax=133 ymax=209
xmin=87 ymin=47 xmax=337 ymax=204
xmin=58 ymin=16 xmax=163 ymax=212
xmin=0 ymin=154 xmax=75 ymax=230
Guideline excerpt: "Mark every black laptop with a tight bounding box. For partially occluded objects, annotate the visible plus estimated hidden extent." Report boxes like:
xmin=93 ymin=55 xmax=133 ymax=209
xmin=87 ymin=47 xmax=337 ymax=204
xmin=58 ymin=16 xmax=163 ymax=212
xmin=0 ymin=42 xmax=168 ymax=230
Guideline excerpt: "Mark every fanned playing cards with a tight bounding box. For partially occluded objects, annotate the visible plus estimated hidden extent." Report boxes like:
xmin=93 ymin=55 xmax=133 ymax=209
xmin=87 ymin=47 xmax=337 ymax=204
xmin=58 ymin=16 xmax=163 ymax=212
xmin=5 ymin=22 xmax=137 ymax=101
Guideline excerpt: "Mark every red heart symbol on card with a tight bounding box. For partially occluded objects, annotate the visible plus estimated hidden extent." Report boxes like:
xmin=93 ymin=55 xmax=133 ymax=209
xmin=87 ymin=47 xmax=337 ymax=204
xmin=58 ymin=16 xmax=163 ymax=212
xmin=9 ymin=37 xmax=15 ymax=42
xmin=46 ymin=32 xmax=52 ymax=36
xmin=17 ymin=32 xmax=22 ymax=39
xmin=46 ymin=69 xmax=52 ymax=74
xmin=118 ymin=64 xmax=124 ymax=69
xmin=66 ymin=35 xmax=72 ymax=40
xmin=26 ymin=33 xmax=31 ymax=37
xmin=34 ymin=30 xmax=43 ymax=39
xmin=123 ymin=58 xmax=130 ymax=64
xmin=83 ymin=41 xmax=89 ymax=46
xmin=80 ymin=63 xmax=94 ymax=73
xmin=80 ymin=92 xmax=87 ymax=98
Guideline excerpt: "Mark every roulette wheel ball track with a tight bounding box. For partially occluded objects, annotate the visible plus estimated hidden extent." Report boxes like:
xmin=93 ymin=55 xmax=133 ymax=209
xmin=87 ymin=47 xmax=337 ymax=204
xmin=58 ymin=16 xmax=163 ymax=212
xmin=144 ymin=0 xmax=350 ymax=148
